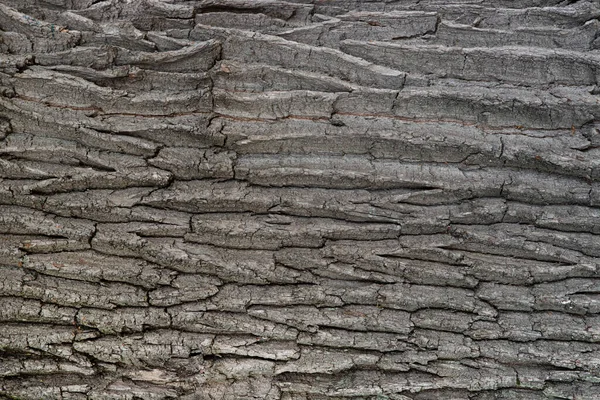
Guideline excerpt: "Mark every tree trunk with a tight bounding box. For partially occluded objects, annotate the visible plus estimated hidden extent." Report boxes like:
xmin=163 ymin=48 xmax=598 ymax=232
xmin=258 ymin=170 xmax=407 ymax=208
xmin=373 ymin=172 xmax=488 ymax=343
xmin=1 ymin=0 xmax=600 ymax=398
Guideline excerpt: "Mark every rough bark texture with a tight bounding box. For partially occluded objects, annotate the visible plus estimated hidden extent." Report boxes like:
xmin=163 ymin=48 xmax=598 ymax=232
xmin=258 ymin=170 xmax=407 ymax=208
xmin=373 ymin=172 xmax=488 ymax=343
xmin=1 ymin=0 xmax=600 ymax=399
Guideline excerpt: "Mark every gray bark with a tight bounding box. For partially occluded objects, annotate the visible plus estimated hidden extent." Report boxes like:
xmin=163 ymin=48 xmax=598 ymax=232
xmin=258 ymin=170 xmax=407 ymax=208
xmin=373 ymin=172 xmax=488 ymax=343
xmin=1 ymin=0 xmax=600 ymax=398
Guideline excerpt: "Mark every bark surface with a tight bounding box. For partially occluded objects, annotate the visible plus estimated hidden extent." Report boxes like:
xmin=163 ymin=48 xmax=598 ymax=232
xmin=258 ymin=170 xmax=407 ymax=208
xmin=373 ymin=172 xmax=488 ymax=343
xmin=1 ymin=0 xmax=600 ymax=399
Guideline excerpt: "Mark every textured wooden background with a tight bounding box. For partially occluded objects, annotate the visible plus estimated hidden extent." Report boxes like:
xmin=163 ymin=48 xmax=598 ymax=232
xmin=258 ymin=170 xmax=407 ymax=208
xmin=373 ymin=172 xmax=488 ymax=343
xmin=1 ymin=0 xmax=600 ymax=398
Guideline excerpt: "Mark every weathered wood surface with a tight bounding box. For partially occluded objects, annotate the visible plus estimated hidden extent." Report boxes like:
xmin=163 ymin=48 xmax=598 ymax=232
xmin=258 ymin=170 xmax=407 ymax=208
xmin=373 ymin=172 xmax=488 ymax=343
xmin=1 ymin=0 xmax=600 ymax=398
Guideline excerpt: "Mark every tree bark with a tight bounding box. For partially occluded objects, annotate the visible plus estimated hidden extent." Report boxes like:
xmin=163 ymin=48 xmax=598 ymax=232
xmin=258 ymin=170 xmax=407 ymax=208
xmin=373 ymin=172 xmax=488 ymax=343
xmin=1 ymin=0 xmax=600 ymax=398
